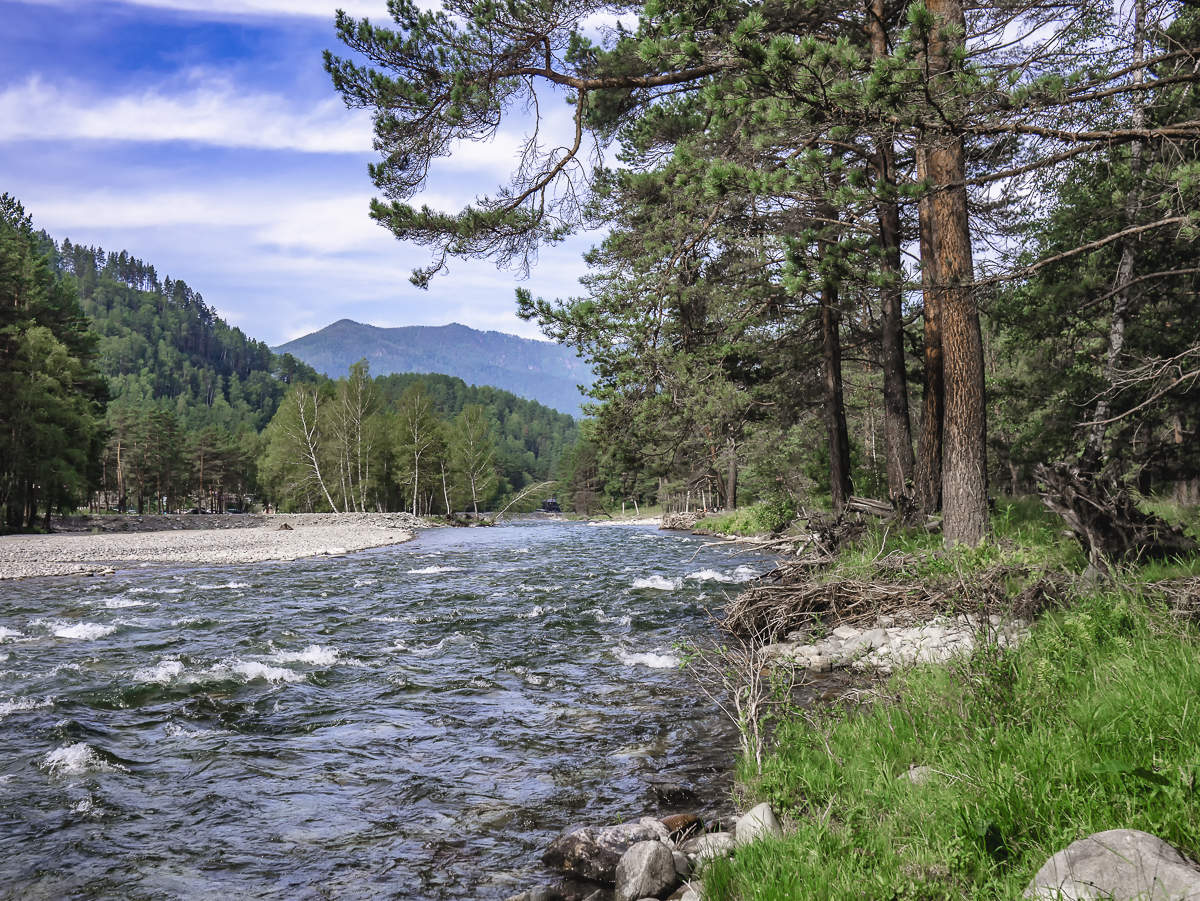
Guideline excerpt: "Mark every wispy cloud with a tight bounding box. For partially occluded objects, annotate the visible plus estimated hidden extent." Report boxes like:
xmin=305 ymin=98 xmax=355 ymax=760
xmin=18 ymin=0 xmax=389 ymax=19
xmin=0 ymin=75 xmax=372 ymax=153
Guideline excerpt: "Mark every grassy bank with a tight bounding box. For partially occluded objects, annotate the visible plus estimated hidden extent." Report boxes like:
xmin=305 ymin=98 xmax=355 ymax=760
xmin=705 ymin=502 xmax=1200 ymax=899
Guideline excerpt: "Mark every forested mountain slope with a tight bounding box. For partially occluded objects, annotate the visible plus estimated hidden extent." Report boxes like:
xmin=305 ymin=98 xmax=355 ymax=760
xmin=274 ymin=319 xmax=592 ymax=417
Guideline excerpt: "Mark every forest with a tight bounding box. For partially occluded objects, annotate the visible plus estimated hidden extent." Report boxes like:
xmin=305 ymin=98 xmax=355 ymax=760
xmin=0 ymin=195 xmax=577 ymax=527
xmin=327 ymin=0 xmax=1200 ymax=543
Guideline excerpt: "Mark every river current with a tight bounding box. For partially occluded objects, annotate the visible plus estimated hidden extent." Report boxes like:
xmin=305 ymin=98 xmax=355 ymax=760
xmin=0 ymin=521 xmax=771 ymax=900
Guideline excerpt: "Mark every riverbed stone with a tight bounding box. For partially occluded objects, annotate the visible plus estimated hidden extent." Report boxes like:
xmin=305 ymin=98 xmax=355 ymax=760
xmin=661 ymin=813 xmax=702 ymax=841
xmin=1024 ymin=829 xmax=1200 ymax=900
xmin=734 ymin=802 xmax=783 ymax=845
xmin=543 ymin=817 xmax=671 ymax=883
xmin=672 ymin=850 xmax=692 ymax=878
xmin=832 ymin=624 xmax=861 ymax=640
xmin=682 ymin=832 xmax=736 ymax=865
xmin=648 ymin=777 xmax=698 ymax=806
xmin=615 ymin=841 xmax=678 ymax=901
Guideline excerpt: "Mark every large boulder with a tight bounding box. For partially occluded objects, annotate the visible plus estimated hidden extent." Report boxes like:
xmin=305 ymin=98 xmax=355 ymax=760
xmin=1024 ymin=829 xmax=1200 ymax=900
xmin=544 ymin=817 xmax=672 ymax=884
xmin=734 ymin=803 xmax=783 ymax=846
xmin=615 ymin=840 xmax=679 ymax=901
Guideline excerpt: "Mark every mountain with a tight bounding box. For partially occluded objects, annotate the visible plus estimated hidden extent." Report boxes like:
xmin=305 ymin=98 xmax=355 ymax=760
xmin=274 ymin=319 xmax=592 ymax=417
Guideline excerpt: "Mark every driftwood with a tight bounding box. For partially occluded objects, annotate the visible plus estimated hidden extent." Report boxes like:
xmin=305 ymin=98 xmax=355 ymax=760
xmin=723 ymin=554 xmax=1067 ymax=641
xmin=1035 ymin=464 xmax=1198 ymax=569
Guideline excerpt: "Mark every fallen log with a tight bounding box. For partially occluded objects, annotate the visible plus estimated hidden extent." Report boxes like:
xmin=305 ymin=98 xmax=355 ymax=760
xmin=1035 ymin=463 xmax=1198 ymax=569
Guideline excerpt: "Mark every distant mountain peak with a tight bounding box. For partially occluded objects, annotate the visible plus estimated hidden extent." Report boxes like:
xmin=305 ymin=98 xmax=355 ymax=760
xmin=274 ymin=320 xmax=591 ymax=417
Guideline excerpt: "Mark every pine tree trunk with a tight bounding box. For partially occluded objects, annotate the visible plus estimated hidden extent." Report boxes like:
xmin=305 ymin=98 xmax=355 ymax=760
xmin=869 ymin=0 xmax=916 ymax=502
xmin=914 ymin=147 xmax=944 ymax=515
xmin=726 ymin=436 xmax=738 ymax=510
xmin=821 ymin=278 xmax=853 ymax=512
xmin=926 ymin=0 xmax=988 ymax=545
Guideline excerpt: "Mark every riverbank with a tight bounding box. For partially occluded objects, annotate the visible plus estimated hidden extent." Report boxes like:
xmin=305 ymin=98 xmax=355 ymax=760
xmin=689 ymin=499 xmax=1200 ymax=899
xmin=0 ymin=512 xmax=427 ymax=579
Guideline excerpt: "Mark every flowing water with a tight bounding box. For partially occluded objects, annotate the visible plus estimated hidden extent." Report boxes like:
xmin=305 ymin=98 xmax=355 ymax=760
xmin=0 ymin=521 xmax=772 ymax=900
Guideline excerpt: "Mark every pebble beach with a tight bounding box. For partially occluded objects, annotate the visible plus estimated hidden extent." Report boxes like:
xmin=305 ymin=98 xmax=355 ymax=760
xmin=0 ymin=512 xmax=426 ymax=579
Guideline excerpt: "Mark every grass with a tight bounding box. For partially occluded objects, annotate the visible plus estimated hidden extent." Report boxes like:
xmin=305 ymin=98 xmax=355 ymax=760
xmin=703 ymin=501 xmax=1200 ymax=900
xmin=696 ymin=499 xmax=797 ymax=537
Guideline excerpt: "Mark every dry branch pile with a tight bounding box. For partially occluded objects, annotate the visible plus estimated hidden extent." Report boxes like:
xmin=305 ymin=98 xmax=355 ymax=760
xmin=723 ymin=555 xmax=1069 ymax=642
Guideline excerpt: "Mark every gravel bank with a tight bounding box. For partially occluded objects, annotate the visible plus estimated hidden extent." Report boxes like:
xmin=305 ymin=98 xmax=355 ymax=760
xmin=0 ymin=513 xmax=428 ymax=580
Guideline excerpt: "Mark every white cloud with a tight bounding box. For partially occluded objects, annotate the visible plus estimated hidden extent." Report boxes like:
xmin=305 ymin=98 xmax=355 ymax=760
xmin=0 ymin=75 xmax=373 ymax=153
xmin=19 ymin=0 xmax=390 ymax=19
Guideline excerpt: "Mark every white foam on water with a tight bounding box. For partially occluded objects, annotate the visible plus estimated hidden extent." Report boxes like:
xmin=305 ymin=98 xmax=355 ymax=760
xmin=324 ymin=548 xmax=349 ymax=556
xmin=0 ymin=653 xmax=8 ymax=663
xmin=196 ymin=581 xmax=250 ymax=590
xmin=407 ymin=565 xmax=460 ymax=574
xmin=0 ymin=696 xmax=52 ymax=719
xmin=686 ymin=568 xmax=736 ymax=583
xmin=518 ymin=605 xmax=545 ymax=619
xmin=616 ymin=649 xmax=680 ymax=669
xmin=48 ymin=621 xmax=116 ymax=640
xmin=164 ymin=722 xmax=227 ymax=740
xmin=0 ymin=627 xmax=23 ymax=642
xmin=353 ymin=578 xmax=378 ymax=587
xmin=103 ymin=597 xmax=150 ymax=609
xmin=71 ymin=796 xmax=100 ymax=814
xmin=270 ymin=645 xmax=339 ymax=666
xmin=133 ymin=659 xmax=185 ymax=684
xmin=731 ymin=565 xmax=762 ymax=582
xmin=588 ymin=606 xmax=631 ymax=626
xmin=41 ymin=742 xmax=126 ymax=776
xmin=369 ymin=615 xmax=402 ymax=623
xmin=229 ymin=661 xmax=306 ymax=683
xmin=631 ymin=575 xmax=681 ymax=591
xmin=128 ymin=586 xmax=183 ymax=595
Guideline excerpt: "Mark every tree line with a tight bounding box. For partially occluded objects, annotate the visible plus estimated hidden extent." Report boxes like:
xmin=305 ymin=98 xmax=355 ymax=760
xmin=327 ymin=0 xmax=1200 ymax=542
xmin=0 ymin=198 xmax=578 ymax=528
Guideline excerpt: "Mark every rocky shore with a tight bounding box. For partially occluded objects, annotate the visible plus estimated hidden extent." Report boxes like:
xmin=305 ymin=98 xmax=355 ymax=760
xmin=0 ymin=512 xmax=427 ymax=579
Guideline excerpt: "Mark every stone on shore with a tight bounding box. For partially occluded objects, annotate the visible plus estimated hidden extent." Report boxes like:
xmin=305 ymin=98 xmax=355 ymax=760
xmin=734 ymin=803 xmax=783 ymax=846
xmin=681 ymin=832 xmax=736 ymax=865
xmin=615 ymin=841 xmax=679 ymax=901
xmin=1024 ymin=829 xmax=1200 ymax=900
xmin=543 ymin=817 xmax=671 ymax=884
xmin=660 ymin=813 xmax=702 ymax=841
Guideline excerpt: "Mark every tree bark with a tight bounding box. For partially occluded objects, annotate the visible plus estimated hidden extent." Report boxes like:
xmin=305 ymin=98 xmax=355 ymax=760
xmin=821 ymin=277 xmax=853 ymax=512
xmin=726 ymin=435 xmax=738 ymax=510
xmin=914 ymin=147 xmax=944 ymax=515
xmin=926 ymin=0 xmax=988 ymax=545
xmin=868 ymin=0 xmax=916 ymax=503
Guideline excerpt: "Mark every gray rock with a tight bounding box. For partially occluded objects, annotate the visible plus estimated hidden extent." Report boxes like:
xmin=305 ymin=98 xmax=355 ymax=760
xmin=734 ymin=802 xmax=784 ymax=845
xmin=682 ymin=831 xmax=736 ymax=865
xmin=544 ymin=817 xmax=672 ymax=884
xmin=832 ymin=624 xmax=861 ymax=640
xmin=615 ymin=841 xmax=678 ymax=901
xmin=807 ymin=655 xmax=834 ymax=673
xmin=672 ymin=851 xmax=692 ymax=878
xmin=900 ymin=765 xmax=935 ymax=786
xmin=1024 ymin=829 xmax=1200 ymax=900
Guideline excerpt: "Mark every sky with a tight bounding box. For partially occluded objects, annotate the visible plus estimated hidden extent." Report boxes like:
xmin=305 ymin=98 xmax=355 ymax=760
xmin=0 ymin=0 xmax=596 ymax=344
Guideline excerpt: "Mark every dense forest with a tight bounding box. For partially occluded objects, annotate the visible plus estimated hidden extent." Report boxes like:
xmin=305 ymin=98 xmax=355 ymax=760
xmin=0 ymin=196 xmax=577 ymax=526
xmin=328 ymin=0 xmax=1200 ymax=542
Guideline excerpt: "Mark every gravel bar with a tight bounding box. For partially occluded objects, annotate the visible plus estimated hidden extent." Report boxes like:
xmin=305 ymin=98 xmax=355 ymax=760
xmin=0 ymin=513 xmax=429 ymax=580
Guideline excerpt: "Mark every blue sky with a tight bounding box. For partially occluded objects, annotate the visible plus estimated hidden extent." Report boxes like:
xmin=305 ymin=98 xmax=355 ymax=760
xmin=1 ymin=0 xmax=595 ymax=344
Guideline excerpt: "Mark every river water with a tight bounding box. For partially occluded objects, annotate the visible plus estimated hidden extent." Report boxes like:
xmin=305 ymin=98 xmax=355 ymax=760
xmin=0 ymin=521 xmax=771 ymax=900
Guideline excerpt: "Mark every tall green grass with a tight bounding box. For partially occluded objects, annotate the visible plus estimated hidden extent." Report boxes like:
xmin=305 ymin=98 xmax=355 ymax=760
xmin=705 ymin=585 xmax=1200 ymax=899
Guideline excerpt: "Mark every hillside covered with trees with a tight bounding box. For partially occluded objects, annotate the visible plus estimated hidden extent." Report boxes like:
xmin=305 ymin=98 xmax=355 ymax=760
xmin=0 ymin=198 xmax=578 ymax=526
xmin=327 ymin=0 xmax=1200 ymax=540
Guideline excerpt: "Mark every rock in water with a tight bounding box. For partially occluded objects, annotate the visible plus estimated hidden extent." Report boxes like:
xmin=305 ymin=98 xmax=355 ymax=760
xmin=615 ymin=841 xmax=678 ymax=901
xmin=543 ymin=817 xmax=671 ymax=883
xmin=734 ymin=803 xmax=783 ymax=846
xmin=1024 ymin=829 xmax=1200 ymax=900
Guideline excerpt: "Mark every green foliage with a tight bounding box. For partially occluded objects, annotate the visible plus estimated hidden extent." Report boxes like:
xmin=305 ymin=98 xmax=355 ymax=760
xmin=0 ymin=196 xmax=106 ymax=529
xmin=697 ymin=497 xmax=796 ymax=536
xmin=709 ymin=586 xmax=1200 ymax=899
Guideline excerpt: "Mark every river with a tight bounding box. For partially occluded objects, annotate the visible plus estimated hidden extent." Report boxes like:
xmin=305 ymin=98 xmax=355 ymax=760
xmin=0 ymin=521 xmax=772 ymax=900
